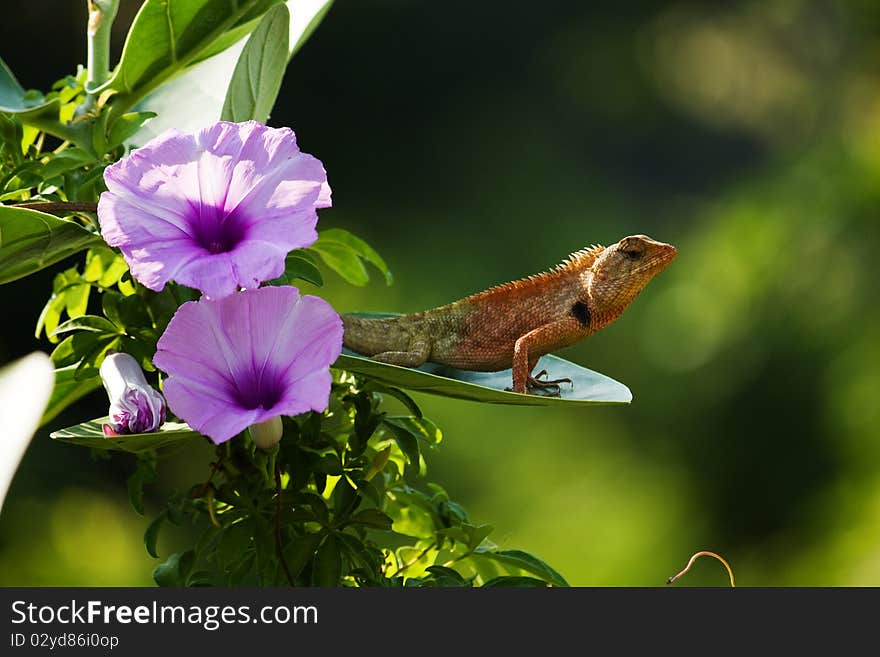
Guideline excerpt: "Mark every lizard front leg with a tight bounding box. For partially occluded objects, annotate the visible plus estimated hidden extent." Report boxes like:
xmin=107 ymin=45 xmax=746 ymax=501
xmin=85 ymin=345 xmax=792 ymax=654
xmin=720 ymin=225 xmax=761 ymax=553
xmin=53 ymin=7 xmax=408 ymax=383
xmin=370 ymin=337 xmax=431 ymax=368
xmin=511 ymin=317 xmax=584 ymax=394
xmin=529 ymin=369 xmax=573 ymax=392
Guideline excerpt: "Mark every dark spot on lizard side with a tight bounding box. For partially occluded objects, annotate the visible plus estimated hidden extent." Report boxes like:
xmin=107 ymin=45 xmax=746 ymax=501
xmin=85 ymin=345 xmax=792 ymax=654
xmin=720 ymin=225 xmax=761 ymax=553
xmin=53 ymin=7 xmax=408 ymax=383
xmin=571 ymin=301 xmax=591 ymax=327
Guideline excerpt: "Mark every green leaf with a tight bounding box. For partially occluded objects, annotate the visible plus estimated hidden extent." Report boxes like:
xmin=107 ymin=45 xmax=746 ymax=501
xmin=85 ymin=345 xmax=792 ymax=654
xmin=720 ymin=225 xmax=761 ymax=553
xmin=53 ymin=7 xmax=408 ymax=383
xmin=185 ymin=570 xmax=217 ymax=587
xmin=128 ymin=46 xmax=243 ymax=145
xmin=84 ymin=246 xmax=129 ymax=288
xmin=128 ymin=1 xmax=335 ymax=145
xmin=481 ymin=576 xmax=549 ymax=588
xmin=313 ymin=454 xmax=343 ymax=475
xmin=51 ymin=314 xmax=120 ymax=337
xmin=35 ymin=149 xmax=96 ymax=180
xmin=463 ymin=523 xmax=494 ymax=550
xmin=310 ymin=228 xmax=392 ymax=286
xmin=221 ymin=4 xmax=289 ymax=123
xmin=50 ymin=330 xmax=117 ymax=376
xmin=50 ymin=332 xmax=98 ymax=367
xmin=362 ymin=381 xmax=422 ymax=418
xmin=127 ymin=457 xmax=157 ymax=516
xmin=0 ymin=56 xmax=55 ymax=115
xmin=216 ymin=519 xmax=254 ymax=572
xmin=425 ymin=565 xmax=469 ymax=587
xmin=51 ymin=417 xmax=203 ymax=454
xmin=106 ymin=111 xmax=157 ymax=150
xmin=384 ymin=419 xmax=421 ymax=472
xmin=385 ymin=416 xmax=441 ymax=446
xmin=477 ymin=549 xmax=569 ymax=587
xmin=283 ymin=532 xmax=323 ymax=579
xmin=40 ymin=366 xmax=101 ymax=426
xmin=106 ymin=0 xmax=283 ymax=113
xmin=144 ymin=511 xmax=166 ymax=558
xmin=0 ymin=56 xmax=25 ymax=111
xmin=63 ymin=281 xmax=91 ymax=320
xmin=312 ymin=535 xmax=342 ymax=586
xmin=0 ymin=206 xmax=99 ymax=285
xmin=332 ymin=477 xmax=359 ymax=520
xmin=35 ymin=268 xmax=94 ymax=343
xmin=336 ymin=347 xmax=632 ymax=407
xmin=347 ymin=508 xmax=393 ymax=530
xmin=153 ymin=550 xmax=194 ymax=587
xmin=0 ymin=62 xmax=80 ymax=146
xmin=108 ymin=291 xmax=153 ymax=330
xmin=284 ymin=251 xmax=323 ymax=286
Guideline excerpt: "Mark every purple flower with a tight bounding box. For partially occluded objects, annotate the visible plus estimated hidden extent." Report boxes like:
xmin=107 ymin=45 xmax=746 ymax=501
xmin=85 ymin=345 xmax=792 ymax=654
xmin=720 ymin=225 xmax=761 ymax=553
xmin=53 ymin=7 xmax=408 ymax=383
xmin=99 ymin=352 xmax=166 ymax=435
xmin=98 ymin=121 xmax=331 ymax=299
xmin=153 ymin=286 xmax=343 ymax=445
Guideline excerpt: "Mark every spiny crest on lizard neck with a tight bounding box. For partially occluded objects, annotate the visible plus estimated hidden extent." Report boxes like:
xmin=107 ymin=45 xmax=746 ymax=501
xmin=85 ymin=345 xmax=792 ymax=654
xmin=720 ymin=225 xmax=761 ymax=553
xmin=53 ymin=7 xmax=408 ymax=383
xmin=468 ymin=244 xmax=606 ymax=299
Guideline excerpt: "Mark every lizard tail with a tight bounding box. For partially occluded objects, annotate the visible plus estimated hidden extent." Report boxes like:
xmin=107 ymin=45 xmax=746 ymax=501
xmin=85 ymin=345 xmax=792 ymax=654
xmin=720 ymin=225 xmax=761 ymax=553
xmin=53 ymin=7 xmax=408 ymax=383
xmin=342 ymin=315 xmax=413 ymax=356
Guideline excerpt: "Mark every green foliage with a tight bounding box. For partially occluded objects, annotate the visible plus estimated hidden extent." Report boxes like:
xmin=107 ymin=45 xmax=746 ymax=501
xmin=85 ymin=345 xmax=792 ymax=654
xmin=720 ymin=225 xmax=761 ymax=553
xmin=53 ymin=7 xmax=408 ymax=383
xmin=127 ymin=455 xmax=157 ymax=515
xmin=310 ymin=228 xmax=393 ymax=286
xmin=28 ymin=243 xmax=196 ymax=423
xmin=282 ymin=250 xmax=324 ymax=286
xmin=0 ymin=64 xmax=91 ymax=151
xmin=0 ymin=207 xmax=100 ymax=284
xmin=137 ymin=374 xmax=566 ymax=587
xmin=40 ymin=365 xmax=101 ymax=425
xmin=93 ymin=111 xmax=157 ymax=157
xmin=51 ymin=419 xmax=201 ymax=454
xmin=52 ymin=373 xmax=568 ymax=587
xmin=221 ymin=4 xmax=290 ymax=123
xmin=0 ymin=56 xmax=64 ymax=116
xmin=105 ymin=0 xmax=284 ymax=114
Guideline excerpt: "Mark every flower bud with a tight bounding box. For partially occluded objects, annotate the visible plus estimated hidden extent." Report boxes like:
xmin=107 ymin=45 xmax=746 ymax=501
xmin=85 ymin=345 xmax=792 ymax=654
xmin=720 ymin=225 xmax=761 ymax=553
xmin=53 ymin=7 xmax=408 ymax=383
xmin=99 ymin=352 xmax=166 ymax=435
xmin=249 ymin=416 xmax=283 ymax=450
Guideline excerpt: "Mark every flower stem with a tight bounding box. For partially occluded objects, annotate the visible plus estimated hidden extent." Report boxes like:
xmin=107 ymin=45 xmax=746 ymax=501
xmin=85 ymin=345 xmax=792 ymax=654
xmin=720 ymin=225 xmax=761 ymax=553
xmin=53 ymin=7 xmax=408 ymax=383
xmin=11 ymin=201 xmax=98 ymax=214
xmin=83 ymin=0 xmax=120 ymax=113
xmin=274 ymin=463 xmax=295 ymax=586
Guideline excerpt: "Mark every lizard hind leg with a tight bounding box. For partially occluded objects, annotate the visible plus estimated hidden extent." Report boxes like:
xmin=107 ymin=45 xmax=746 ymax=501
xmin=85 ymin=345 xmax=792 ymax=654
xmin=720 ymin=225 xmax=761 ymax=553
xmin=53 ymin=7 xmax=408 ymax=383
xmin=369 ymin=338 xmax=430 ymax=368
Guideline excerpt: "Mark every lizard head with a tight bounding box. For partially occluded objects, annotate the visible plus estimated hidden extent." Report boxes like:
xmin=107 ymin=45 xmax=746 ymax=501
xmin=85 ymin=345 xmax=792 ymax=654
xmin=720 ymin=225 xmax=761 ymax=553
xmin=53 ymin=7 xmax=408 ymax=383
xmin=586 ymin=234 xmax=677 ymax=327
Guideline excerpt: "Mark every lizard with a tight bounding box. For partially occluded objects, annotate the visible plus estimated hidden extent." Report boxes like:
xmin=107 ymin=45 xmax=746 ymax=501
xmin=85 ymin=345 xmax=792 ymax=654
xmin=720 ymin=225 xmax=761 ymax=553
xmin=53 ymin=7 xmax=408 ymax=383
xmin=342 ymin=234 xmax=676 ymax=395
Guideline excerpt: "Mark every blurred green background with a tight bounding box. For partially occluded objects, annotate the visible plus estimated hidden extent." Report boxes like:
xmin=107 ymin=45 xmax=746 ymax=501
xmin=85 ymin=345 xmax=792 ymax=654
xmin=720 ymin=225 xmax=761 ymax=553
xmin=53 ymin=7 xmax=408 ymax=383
xmin=2 ymin=0 xmax=880 ymax=586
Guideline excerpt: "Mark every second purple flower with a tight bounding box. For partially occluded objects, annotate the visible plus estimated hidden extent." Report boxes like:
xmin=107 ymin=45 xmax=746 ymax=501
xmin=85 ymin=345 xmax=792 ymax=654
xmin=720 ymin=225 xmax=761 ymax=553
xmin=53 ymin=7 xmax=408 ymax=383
xmin=153 ymin=286 xmax=343 ymax=445
xmin=98 ymin=120 xmax=331 ymax=299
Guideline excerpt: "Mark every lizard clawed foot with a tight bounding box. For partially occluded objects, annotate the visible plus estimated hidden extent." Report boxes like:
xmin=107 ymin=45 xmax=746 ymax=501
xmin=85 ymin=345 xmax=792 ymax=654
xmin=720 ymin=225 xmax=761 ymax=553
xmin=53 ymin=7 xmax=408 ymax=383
xmin=524 ymin=370 xmax=573 ymax=397
xmin=530 ymin=369 xmax=573 ymax=387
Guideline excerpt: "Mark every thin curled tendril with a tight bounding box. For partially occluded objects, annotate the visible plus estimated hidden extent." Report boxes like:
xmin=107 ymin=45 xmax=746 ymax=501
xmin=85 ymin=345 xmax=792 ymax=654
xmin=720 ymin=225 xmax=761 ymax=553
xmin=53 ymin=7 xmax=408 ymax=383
xmin=666 ymin=551 xmax=736 ymax=588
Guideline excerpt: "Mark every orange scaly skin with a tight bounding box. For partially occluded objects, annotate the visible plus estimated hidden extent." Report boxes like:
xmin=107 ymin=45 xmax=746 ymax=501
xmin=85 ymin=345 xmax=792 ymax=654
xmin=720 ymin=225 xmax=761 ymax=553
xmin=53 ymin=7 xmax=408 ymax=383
xmin=343 ymin=235 xmax=677 ymax=394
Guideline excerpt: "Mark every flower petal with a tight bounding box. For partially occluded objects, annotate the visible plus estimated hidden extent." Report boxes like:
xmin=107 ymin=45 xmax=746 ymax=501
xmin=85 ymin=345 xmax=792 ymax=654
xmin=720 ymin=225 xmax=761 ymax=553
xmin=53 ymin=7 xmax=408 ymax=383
xmin=154 ymin=286 xmax=343 ymax=444
xmin=161 ymin=377 xmax=258 ymax=443
xmin=280 ymin=369 xmax=335 ymax=414
xmin=98 ymin=121 xmax=331 ymax=298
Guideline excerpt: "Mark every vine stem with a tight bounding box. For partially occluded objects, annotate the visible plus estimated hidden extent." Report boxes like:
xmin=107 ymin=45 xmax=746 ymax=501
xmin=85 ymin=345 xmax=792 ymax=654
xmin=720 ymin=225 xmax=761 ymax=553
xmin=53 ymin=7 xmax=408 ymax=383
xmin=395 ymin=541 xmax=437 ymax=575
xmin=11 ymin=201 xmax=98 ymax=214
xmin=666 ymin=550 xmax=736 ymax=588
xmin=275 ymin=463 xmax=295 ymax=586
xmin=82 ymin=0 xmax=120 ymax=115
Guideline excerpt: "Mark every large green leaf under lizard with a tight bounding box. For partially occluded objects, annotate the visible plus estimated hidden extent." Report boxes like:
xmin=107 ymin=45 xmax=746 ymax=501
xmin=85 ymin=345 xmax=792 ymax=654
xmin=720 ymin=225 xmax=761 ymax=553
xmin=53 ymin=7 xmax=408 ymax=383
xmin=342 ymin=235 xmax=676 ymax=395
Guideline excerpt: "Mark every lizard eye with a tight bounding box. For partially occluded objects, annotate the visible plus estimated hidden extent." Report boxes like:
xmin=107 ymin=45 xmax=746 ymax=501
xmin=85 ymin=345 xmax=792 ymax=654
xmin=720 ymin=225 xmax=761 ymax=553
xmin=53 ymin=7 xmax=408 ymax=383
xmin=620 ymin=247 xmax=643 ymax=261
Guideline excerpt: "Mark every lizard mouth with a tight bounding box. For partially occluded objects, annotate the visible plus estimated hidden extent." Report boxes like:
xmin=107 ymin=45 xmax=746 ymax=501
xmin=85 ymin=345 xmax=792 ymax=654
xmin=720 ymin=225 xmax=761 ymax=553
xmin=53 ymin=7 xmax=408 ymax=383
xmin=638 ymin=243 xmax=677 ymax=274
